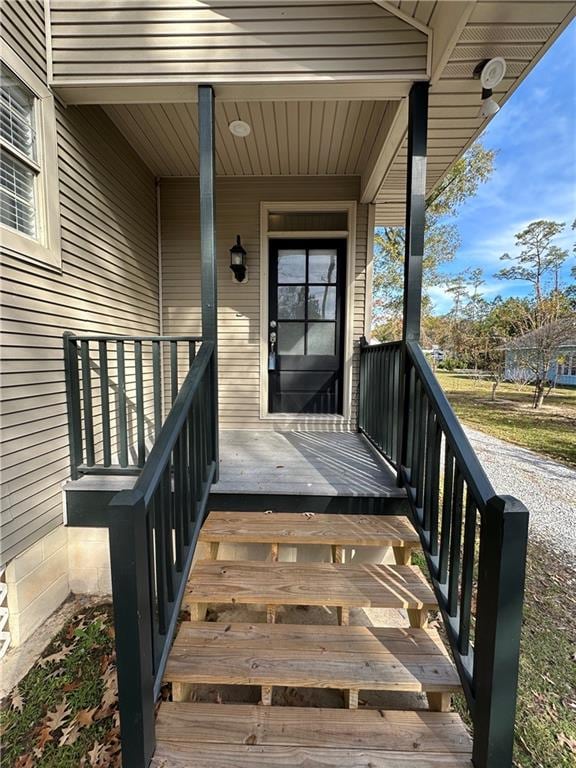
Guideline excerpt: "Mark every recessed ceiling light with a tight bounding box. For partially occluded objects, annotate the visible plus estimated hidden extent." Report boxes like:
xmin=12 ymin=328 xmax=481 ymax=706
xmin=229 ymin=120 xmax=251 ymax=138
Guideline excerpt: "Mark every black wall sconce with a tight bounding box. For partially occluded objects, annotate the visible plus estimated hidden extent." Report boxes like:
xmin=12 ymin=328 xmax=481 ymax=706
xmin=230 ymin=235 xmax=247 ymax=283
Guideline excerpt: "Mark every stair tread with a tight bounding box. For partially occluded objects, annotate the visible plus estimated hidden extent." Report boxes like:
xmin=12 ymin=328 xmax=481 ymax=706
xmin=165 ymin=622 xmax=461 ymax=691
xmin=186 ymin=560 xmax=436 ymax=609
xmin=173 ymin=622 xmax=450 ymax=656
xmin=153 ymin=742 xmax=472 ymax=767
xmin=154 ymin=703 xmax=472 ymax=763
xmin=200 ymin=511 xmax=419 ymax=547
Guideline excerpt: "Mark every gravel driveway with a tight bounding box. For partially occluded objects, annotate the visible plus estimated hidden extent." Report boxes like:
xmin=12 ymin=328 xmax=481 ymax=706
xmin=465 ymin=427 xmax=576 ymax=561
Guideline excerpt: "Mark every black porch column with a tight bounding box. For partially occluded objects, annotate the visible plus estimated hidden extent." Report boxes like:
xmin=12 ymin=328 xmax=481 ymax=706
xmin=198 ymin=84 xmax=219 ymax=475
xmin=397 ymin=81 xmax=429 ymax=485
xmin=402 ymin=81 xmax=429 ymax=342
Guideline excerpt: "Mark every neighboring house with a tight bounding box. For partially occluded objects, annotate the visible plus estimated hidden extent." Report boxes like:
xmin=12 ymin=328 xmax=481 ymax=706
xmin=505 ymin=327 xmax=576 ymax=387
xmin=0 ymin=2 xmax=573 ymax=767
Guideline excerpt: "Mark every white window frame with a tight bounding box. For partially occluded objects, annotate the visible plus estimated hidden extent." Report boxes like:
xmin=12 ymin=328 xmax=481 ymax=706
xmin=1 ymin=44 xmax=61 ymax=270
xmin=259 ymin=200 xmax=357 ymax=423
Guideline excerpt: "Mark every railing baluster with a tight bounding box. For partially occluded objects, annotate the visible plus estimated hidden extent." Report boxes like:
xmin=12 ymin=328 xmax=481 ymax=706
xmin=405 ymin=365 xmax=416 ymax=476
xmin=135 ymin=340 xmax=145 ymax=466
xmin=427 ymin=418 xmax=442 ymax=556
xmin=147 ymin=495 xmax=162 ymax=672
xmin=173 ymin=439 xmax=183 ymax=572
xmin=63 ymin=333 xmax=83 ymax=479
xmin=180 ymin=425 xmax=190 ymax=546
xmin=153 ymin=340 xmax=162 ymax=437
xmin=448 ymin=468 xmax=464 ymax=617
xmin=459 ymin=493 xmax=476 ymax=653
xmin=386 ymin=348 xmax=394 ymax=458
xmin=99 ymin=341 xmax=112 ymax=467
xmin=116 ymin=340 xmax=128 ymax=467
xmin=422 ymin=408 xmax=437 ymax=533
xmin=391 ymin=346 xmax=400 ymax=464
xmin=162 ymin=464 xmax=174 ymax=603
xmin=80 ymin=340 xmax=95 ymax=466
xmin=378 ymin=349 xmax=384 ymax=453
xmin=189 ymin=340 xmax=196 ymax=367
xmin=171 ymin=341 xmax=178 ymax=404
xmin=438 ymin=445 xmax=454 ymax=584
xmin=153 ymin=483 xmax=167 ymax=635
xmin=415 ymin=389 xmax=427 ymax=510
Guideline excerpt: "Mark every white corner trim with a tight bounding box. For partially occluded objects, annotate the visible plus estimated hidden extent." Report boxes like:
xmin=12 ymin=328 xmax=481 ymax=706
xmin=365 ymin=203 xmax=376 ymax=338
xmin=371 ymin=0 xmax=431 ymax=36
xmin=259 ymin=200 xmax=357 ymax=423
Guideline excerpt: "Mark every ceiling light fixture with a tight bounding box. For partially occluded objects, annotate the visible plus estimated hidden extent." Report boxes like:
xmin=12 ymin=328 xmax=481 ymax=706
xmin=473 ymin=57 xmax=506 ymax=118
xmin=228 ymin=120 xmax=251 ymax=137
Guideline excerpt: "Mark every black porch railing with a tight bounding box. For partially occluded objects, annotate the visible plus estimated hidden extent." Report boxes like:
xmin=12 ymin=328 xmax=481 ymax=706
xmin=359 ymin=339 xmax=529 ymax=768
xmin=63 ymin=334 xmax=217 ymax=767
xmin=63 ymin=333 xmax=202 ymax=478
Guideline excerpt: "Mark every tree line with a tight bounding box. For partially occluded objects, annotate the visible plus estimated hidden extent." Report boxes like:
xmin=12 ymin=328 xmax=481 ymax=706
xmin=373 ymin=143 xmax=576 ymax=408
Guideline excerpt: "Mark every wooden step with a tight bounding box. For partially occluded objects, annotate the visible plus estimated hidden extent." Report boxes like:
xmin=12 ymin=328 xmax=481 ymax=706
xmin=200 ymin=511 xmax=419 ymax=548
xmin=153 ymin=703 xmax=472 ymax=767
xmin=164 ymin=622 xmax=461 ymax=696
xmin=186 ymin=560 xmax=436 ymax=612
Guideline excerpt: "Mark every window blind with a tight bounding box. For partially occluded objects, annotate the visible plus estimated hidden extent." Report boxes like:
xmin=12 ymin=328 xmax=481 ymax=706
xmin=0 ymin=62 xmax=37 ymax=238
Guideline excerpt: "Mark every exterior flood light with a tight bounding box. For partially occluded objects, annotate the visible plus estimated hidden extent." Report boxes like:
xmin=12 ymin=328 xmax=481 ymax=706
xmin=473 ymin=57 xmax=506 ymax=118
xmin=229 ymin=235 xmax=247 ymax=282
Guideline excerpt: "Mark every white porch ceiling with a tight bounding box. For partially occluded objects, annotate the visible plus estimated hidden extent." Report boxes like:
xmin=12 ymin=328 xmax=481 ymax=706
xmin=105 ymin=100 xmax=395 ymax=177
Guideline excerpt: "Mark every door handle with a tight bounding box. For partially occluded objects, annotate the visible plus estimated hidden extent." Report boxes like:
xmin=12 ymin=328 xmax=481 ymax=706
xmin=269 ymin=328 xmax=277 ymax=371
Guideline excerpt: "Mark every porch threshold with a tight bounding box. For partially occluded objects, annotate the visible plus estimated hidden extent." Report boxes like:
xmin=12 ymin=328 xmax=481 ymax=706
xmin=213 ymin=430 xmax=404 ymax=499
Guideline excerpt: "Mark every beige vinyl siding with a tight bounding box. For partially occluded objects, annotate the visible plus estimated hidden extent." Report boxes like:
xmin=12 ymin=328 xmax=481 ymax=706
xmin=160 ymin=176 xmax=368 ymax=430
xmin=1 ymin=0 xmax=47 ymax=83
xmin=48 ymin=1 xmax=427 ymax=83
xmin=1 ymin=0 xmax=159 ymax=566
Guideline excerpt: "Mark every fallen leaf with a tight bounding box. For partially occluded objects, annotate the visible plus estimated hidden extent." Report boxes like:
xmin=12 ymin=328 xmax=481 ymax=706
xmin=88 ymin=741 xmax=104 ymax=766
xmin=59 ymin=721 xmax=82 ymax=747
xmin=63 ymin=681 xmax=82 ymax=693
xmin=11 ymin=688 xmax=24 ymax=712
xmin=76 ymin=707 xmax=99 ymax=727
xmin=14 ymin=754 xmax=34 ymax=768
xmin=557 ymin=732 xmax=576 ymax=753
xmin=39 ymin=646 xmax=72 ymax=667
xmin=36 ymin=725 xmax=53 ymax=752
xmin=46 ymin=700 xmax=72 ymax=732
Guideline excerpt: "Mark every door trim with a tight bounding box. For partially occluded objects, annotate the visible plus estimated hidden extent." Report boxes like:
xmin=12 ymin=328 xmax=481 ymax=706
xmin=259 ymin=200 xmax=357 ymax=422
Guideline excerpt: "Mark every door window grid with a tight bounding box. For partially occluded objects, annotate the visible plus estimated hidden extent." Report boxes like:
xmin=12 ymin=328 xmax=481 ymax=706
xmin=277 ymin=248 xmax=338 ymax=355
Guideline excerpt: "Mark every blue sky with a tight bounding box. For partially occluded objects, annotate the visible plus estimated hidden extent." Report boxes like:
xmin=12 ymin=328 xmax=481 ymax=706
xmin=430 ymin=21 xmax=576 ymax=314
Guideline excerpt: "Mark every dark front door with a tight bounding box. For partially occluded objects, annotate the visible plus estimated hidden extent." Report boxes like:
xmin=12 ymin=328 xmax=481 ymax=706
xmin=268 ymin=239 xmax=346 ymax=414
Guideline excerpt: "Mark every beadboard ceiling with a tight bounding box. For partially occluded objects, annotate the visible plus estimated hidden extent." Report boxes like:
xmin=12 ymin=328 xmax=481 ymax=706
xmin=105 ymin=100 xmax=395 ymax=177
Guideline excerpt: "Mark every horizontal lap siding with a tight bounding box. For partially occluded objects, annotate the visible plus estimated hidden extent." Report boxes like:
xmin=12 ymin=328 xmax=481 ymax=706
xmin=160 ymin=176 xmax=368 ymax=431
xmin=49 ymin=1 xmax=427 ymax=82
xmin=1 ymin=4 xmax=159 ymax=565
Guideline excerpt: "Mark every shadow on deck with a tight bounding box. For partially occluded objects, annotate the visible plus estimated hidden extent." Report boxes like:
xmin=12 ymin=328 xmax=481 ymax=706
xmin=212 ymin=430 xmax=405 ymax=499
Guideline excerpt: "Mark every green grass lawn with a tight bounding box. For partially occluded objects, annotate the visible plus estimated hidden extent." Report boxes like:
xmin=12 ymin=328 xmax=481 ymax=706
xmin=512 ymin=541 xmax=576 ymax=768
xmin=0 ymin=604 xmax=119 ymax=768
xmin=437 ymin=373 xmax=576 ymax=466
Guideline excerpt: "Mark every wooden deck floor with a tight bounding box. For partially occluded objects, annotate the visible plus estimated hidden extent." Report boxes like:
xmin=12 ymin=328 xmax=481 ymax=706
xmin=212 ymin=430 xmax=403 ymax=497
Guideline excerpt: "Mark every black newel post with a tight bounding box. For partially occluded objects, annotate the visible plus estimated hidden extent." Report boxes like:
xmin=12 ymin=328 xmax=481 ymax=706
xmin=473 ymin=495 xmax=529 ymax=767
xmin=397 ymin=81 xmax=429 ymax=484
xmin=198 ymin=84 xmax=219 ymax=479
xmin=108 ymin=492 xmax=155 ymax=768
